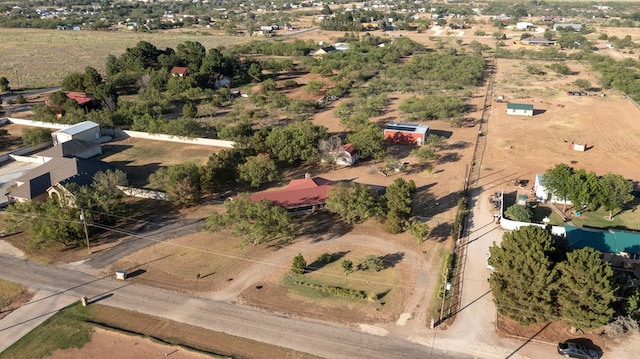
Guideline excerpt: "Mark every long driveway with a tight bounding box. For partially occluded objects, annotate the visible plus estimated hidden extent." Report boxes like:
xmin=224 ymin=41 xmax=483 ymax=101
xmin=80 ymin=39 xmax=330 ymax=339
xmin=0 ymin=253 xmax=472 ymax=359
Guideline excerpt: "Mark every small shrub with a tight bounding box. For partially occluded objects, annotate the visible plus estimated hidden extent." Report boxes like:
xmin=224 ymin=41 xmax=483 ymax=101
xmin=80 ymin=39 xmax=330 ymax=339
xmin=358 ymin=255 xmax=385 ymax=272
xmin=14 ymin=95 xmax=26 ymax=104
xmin=283 ymin=79 xmax=297 ymax=88
xmin=606 ymin=316 xmax=640 ymax=337
xmin=317 ymin=252 xmax=333 ymax=264
xmin=291 ymin=253 xmax=306 ymax=274
xmin=341 ymin=259 xmax=353 ymax=275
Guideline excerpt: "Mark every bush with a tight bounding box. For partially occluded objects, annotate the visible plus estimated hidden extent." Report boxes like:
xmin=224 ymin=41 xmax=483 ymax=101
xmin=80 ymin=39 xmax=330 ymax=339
xmin=504 ymin=204 xmax=533 ymax=222
xmin=22 ymin=127 xmax=52 ymax=146
xmin=317 ymin=252 xmax=333 ymax=264
xmin=283 ymin=79 xmax=298 ymax=88
xmin=606 ymin=316 xmax=640 ymax=337
xmin=14 ymin=95 xmax=26 ymax=104
xmin=291 ymin=253 xmax=307 ymax=274
xmin=358 ymin=255 xmax=385 ymax=272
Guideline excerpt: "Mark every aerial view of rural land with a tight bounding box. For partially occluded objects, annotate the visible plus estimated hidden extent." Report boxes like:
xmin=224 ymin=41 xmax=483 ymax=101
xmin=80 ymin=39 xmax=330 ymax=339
xmin=3 ymin=0 xmax=640 ymax=358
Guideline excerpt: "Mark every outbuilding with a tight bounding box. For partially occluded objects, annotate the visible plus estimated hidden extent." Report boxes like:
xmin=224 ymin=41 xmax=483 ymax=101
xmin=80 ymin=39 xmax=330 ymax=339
xmin=384 ymin=122 xmax=430 ymax=145
xmin=506 ymin=103 xmax=534 ymax=116
xmin=534 ymin=174 xmax=572 ymax=205
xmin=51 ymin=121 xmax=101 ymax=145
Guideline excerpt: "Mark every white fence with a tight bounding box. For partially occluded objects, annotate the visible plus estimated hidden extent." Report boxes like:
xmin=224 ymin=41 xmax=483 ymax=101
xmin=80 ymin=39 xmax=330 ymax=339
xmin=117 ymin=186 xmax=168 ymax=201
xmin=1 ymin=117 xmax=236 ymax=149
xmin=0 ymin=142 xmax=52 ymax=163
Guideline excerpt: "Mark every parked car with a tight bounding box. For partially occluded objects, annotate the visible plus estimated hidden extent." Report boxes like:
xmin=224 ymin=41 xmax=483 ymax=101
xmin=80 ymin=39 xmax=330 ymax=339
xmin=557 ymin=341 xmax=601 ymax=359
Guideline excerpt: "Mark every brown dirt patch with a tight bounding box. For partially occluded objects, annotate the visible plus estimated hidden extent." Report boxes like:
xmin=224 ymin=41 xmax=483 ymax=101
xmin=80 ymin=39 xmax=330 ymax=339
xmin=0 ymin=290 xmax=33 ymax=321
xmin=497 ymin=315 xmax=607 ymax=351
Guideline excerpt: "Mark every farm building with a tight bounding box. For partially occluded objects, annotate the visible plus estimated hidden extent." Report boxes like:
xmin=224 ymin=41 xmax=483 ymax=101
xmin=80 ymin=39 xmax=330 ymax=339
xmin=384 ymin=122 xmax=430 ymax=145
xmin=516 ymin=22 xmax=534 ymax=30
xmin=534 ymin=174 xmax=572 ymax=205
xmin=506 ymin=103 xmax=534 ymax=116
xmin=335 ymin=144 xmax=359 ymax=166
xmin=51 ymin=121 xmax=101 ymax=145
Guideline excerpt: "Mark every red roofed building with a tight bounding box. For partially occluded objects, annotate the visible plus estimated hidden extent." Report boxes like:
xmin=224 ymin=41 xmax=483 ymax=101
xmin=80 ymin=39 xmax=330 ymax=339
xmin=249 ymin=175 xmax=385 ymax=215
xmin=171 ymin=66 xmax=189 ymax=77
xmin=65 ymin=92 xmax=94 ymax=105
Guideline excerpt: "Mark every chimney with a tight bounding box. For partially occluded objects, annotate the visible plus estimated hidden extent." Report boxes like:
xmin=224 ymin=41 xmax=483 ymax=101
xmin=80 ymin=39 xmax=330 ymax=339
xmin=304 ymin=172 xmax=310 ymax=179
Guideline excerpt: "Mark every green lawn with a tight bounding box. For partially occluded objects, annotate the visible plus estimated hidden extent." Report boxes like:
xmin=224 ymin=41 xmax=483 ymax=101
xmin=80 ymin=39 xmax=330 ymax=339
xmin=570 ymin=207 xmax=640 ymax=231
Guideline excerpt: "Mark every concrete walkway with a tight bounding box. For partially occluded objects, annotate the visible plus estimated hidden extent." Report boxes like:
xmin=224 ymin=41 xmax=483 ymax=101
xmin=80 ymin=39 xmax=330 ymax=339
xmin=0 ymin=289 xmax=77 ymax=352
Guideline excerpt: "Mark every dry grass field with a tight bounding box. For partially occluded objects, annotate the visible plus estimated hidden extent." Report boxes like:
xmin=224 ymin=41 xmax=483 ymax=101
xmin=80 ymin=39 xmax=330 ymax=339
xmin=0 ymin=28 xmax=249 ymax=88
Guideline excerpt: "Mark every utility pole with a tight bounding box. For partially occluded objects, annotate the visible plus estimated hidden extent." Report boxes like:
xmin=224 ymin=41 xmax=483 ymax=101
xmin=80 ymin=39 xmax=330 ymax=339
xmin=80 ymin=209 xmax=91 ymax=254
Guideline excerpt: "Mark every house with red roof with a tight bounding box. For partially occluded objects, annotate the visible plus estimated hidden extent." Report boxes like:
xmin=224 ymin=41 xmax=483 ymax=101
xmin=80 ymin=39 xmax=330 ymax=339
xmin=336 ymin=144 xmax=359 ymax=166
xmin=171 ymin=66 xmax=189 ymax=77
xmin=249 ymin=175 xmax=385 ymax=215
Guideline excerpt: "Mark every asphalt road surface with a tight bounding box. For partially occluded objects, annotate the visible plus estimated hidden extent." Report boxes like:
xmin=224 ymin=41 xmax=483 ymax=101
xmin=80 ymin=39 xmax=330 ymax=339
xmin=0 ymin=254 xmax=473 ymax=359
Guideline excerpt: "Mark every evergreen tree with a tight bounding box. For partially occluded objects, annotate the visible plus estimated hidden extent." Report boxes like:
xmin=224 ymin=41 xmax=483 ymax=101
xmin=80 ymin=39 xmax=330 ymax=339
xmin=291 ymin=253 xmax=307 ymax=274
xmin=325 ymin=182 xmax=381 ymax=224
xmin=489 ymin=226 xmax=559 ymax=325
xmin=383 ymin=178 xmax=416 ymax=233
xmin=556 ymin=247 xmax=617 ymax=329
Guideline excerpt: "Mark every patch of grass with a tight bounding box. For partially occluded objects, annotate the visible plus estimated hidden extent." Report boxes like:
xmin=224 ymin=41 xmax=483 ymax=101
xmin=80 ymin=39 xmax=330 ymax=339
xmin=570 ymin=207 xmax=640 ymax=231
xmin=0 ymin=279 xmax=27 ymax=308
xmin=428 ymin=245 xmax=450 ymax=319
xmin=1 ymin=302 xmax=321 ymax=359
xmin=0 ymin=302 xmax=93 ymax=359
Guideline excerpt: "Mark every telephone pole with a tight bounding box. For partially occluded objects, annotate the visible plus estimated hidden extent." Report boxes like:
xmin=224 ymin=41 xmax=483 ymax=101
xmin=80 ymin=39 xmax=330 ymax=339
xmin=80 ymin=209 xmax=91 ymax=254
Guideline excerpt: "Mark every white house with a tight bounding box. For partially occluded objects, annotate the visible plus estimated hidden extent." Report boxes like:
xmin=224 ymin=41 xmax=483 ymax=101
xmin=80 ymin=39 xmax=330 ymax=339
xmin=51 ymin=121 xmax=101 ymax=145
xmin=516 ymin=22 xmax=534 ymax=30
xmin=534 ymin=174 xmax=572 ymax=205
xmin=335 ymin=144 xmax=359 ymax=166
xmin=506 ymin=103 xmax=534 ymax=116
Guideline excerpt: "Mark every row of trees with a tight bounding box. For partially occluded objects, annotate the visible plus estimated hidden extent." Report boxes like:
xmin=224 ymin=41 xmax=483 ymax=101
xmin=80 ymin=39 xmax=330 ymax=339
xmin=543 ymin=163 xmax=634 ymax=219
xmin=489 ymin=226 xmax=619 ymax=329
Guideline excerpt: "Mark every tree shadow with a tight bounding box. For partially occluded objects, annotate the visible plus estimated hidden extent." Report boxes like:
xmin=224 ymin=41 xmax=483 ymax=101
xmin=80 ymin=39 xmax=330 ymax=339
xmin=447 ymin=140 xmax=471 ymax=150
xmin=294 ymin=212 xmax=353 ymax=242
xmin=305 ymin=250 xmax=350 ymax=273
xmin=376 ymin=289 xmax=391 ymax=301
xmin=436 ymin=152 xmax=460 ymax=164
xmin=386 ymin=143 xmax=416 ymax=159
xmin=429 ymin=129 xmax=453 ymax=139
xmin=380 ymin=252 xmax=404 ymax=268
xmin=429 ymin=222 xmax=453 ymax=242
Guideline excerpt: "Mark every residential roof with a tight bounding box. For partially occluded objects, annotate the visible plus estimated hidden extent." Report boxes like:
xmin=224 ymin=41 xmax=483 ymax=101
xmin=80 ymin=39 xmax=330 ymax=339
xmin=384 ymin=122 xmax=430 ymax=135
xmin=171 ymin=66 xmax=189 ymax=75
xmin=37 ymin=139 xmax=101 ymax=159
xmin=9 ymin=157 xmax=113 ymax=201
xmin=507 ymin=103 xmax=534 ymax=111
xmin=565 ymin=226 xmax=640 ymax=255
xmin=55 ymin=121 xmax=100 ymax=136
xmin=249 ymin=177 xmax=384 ymax=210
xmin=521 ymin=37 xmax=556 ymax=45
xmin=342 ymin=143 xmax=358 ymax=155
xmin=66 ymin=92 xmax=93 ymax=105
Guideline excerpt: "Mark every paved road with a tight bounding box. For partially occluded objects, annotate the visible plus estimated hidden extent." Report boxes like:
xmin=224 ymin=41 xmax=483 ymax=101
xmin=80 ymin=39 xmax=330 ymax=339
xmin=1 ymin=86 xmax=61 ymax=102
xmin=0 ymin=253 xmax=472 ymax=359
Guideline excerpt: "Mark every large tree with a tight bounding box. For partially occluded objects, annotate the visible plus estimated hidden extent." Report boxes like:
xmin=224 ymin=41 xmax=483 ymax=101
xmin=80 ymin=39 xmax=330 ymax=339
xmin=3 ymin=200 xmax=85 ymax=250
xmin=556 ymin=247 xmax=617 ymax=329
xmin=567 ymin=169 xmax=602 ymax=212
xmin=543 ymin=163 xmax=574 ymax=211
xmin=149 ymin=163 xmax=202 ymax=206
xmin=206 ymin=194 xmax=293 ymax=245
xmin=383 ymin=178 xmax=416 ymax=233
xmin=599 ymin=173 xmax=634 ymax=220
xmin=489 ymin=226 xmax=559 ymax=325
xmin=345 ymin=123 xmax=386 ymax=160
xmin=265 ymin=121 xmax=328 ymax=164
xmin=325 ymin=182 xmax=381 ymax=224
xmin=237 ymin=154 xmax=278 ymax=188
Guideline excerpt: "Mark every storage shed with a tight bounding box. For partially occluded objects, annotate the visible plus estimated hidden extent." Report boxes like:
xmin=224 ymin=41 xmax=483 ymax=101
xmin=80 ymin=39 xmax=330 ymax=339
xmin=51 ymin=121 xmax=101 ymax=145
xmin=506 ymin=103 xmax=534 ymax=116
xmin=384 ymin=122 xmax=430 ymax=145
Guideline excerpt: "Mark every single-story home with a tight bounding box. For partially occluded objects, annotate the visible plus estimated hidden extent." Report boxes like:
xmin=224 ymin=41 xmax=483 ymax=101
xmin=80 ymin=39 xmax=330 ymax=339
xmin=51 ymin=121 xmax=101 ymax=145
xmin=171 ymin=66 xmax=189 ymax=77
xmin=534 ymin=173 xmax=572 ymax=205
xmin=249 ymin=175 xmax=385 ymax=215
xmin=564 ymin=226 xmax=640 ymax=267
xmin=384 ymin=122 xmax=430 ymax=145
xmin=506 ymin=103 xmax=534 ymax=116
xmin=520 ymin=37 xmax=556 ymax=46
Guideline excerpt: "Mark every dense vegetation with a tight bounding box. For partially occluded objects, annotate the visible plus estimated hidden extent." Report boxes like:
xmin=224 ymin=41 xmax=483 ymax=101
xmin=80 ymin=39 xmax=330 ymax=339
xmin=489 ymin=226 xmax=621 ymax=329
